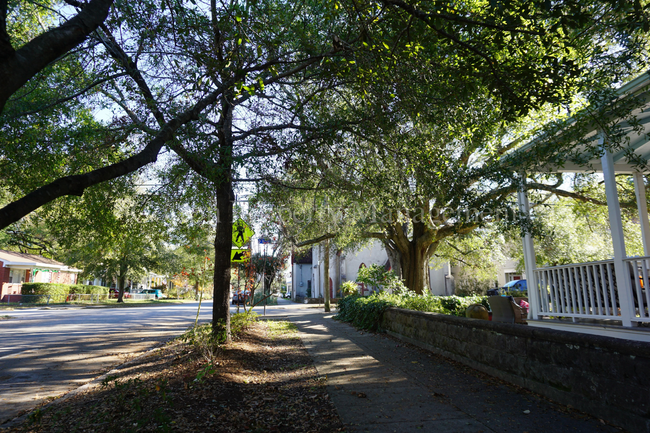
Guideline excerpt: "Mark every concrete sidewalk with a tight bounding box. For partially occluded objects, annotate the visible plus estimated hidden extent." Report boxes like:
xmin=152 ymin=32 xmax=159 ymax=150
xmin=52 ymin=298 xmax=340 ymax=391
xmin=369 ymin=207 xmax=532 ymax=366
xmin=291 ymin=311 xmax=622 ymax=433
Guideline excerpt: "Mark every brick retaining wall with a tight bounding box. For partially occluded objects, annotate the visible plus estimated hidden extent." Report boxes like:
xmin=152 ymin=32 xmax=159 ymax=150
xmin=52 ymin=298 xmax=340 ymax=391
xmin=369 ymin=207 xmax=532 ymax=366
xmin=381 ymin=307 xmax=650 ymax=433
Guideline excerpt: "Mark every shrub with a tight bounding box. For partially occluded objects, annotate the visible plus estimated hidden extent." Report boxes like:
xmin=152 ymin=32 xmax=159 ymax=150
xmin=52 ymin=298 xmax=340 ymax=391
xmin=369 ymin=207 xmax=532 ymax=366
xmin=21 ymin=283 xmax=68 ymax=296
xmin=335 ymin=292 xmax=489 ymax=330
xmin=20 ymin=283 xmax=109 ymax=303
xmin=250 ymin=291 xmax=277 ymax=306
xmin=340 ymin=281 xmax=358 ymax=296
xmin=335 ymin=294 xmax=393 ymax=330
xmin=22 ymin=282 xmax=109 ymax=296
xmin=455 ymin=276 xmax=495 ymax=296
xmin=230 ymin=311 xmax=259 ymax=336
xmin=69 ymin=284 xmax=109 ymax=295
xmin=356 ymin=264 xmax=406 ymax=293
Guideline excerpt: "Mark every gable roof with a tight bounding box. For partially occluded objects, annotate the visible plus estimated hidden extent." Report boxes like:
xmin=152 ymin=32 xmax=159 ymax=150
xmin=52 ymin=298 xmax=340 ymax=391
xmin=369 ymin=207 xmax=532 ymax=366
xmin=0 ymin=249 xmax=82 ymax=273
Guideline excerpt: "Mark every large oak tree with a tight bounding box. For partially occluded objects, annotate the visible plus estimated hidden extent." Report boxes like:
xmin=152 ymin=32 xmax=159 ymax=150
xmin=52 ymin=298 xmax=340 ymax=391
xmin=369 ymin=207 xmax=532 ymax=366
xmin=1 ymin=0 xmax=648 ymax=333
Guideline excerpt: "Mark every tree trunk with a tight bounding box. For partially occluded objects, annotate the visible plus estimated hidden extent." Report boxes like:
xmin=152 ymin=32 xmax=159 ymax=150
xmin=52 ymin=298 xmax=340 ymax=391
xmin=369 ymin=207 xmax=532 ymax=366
xmin=116 ymin=259 xmax=127 ymax=303
xmin=212 ymin=95 xmax=235 ymax=341
xmin=400 ymin=243 xmax=428 ymax=294
xmin=398 ymin=237 xmax=440 ymax=294
xmin=383 ymin=241 xmax=402 ymax=279
xmin=324 ymin=239 xmax=331 ymax=312
xmin=213 ymin=180 xmax=234 ymax=341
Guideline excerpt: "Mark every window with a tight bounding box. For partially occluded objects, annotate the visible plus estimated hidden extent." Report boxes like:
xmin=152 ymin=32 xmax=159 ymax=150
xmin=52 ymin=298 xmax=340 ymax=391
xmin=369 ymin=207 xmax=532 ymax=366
xmin=505 ymin=272 xmax=521 ymax=283
xmin=9 ymin=269 xmax=26 ymax=284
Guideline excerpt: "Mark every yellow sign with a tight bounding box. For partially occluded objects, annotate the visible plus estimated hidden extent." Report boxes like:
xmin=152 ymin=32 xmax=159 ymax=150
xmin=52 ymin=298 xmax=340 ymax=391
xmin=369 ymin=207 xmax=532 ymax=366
xmin=231 ymin=248 xmax=249 ymax=263
xmin=232 ymin=218 xmax=254 ymax=247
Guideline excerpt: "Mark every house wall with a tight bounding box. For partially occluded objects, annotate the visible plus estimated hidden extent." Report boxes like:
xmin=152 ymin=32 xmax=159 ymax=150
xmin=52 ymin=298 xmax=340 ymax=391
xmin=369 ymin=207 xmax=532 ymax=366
xmin=54 ymin=271 xmax=77 ymax=285
xmin=292 ymin=263 xmax=311 ymax=299
xmin=381 ymin=308 xmax=650 ymax=433
xmin=497 ymin=258 xmax=523 ymax=286
xmin=0 ymin=263 xmax=9 ymax=301
xmin=311 ymin=245 xmax=351 ymax=299
xmin=0 ymin=263 xmax=22 ymax=301
xmin=341 ymin=241 xmax=387 ymax=286
xmin=428 ymin=262 xmax=455 ymax=296
xmin=36 ymin=270 xmax=77 ymax=285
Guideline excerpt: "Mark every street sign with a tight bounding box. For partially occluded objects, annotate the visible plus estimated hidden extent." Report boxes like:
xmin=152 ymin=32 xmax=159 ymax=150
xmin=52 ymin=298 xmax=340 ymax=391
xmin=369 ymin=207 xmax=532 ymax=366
xmin=231 ymin=248 xmax=249 ymax=263
xmin=232 ymin=218 xmax=254 ymax=247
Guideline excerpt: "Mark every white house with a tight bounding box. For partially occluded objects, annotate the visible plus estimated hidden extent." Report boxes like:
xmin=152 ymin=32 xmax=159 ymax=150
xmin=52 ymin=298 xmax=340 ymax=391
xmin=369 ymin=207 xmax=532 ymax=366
xmin=292 ymin=240 xmax=462 ymax=299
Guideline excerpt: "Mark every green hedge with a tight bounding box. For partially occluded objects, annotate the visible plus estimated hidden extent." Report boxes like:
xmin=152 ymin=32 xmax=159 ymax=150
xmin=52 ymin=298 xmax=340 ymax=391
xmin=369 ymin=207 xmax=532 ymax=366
xmin=335 ymin=294 xmax=392 ymax=330
xmin=21 ymin=283 xmax=68 ymax=296
xmin=21 ymin=283 xmax=109 ymax=296
xmin=335 ymin=292 xmax=489 ymax=331
xmin=70 ymin=284 xmax=109 ymax=295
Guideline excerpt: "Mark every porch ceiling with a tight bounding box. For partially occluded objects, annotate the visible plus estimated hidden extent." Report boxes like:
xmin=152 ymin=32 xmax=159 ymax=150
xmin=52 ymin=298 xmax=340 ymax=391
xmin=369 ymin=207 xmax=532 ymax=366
xmin=512 ymin=71 xmax=650 ymax=174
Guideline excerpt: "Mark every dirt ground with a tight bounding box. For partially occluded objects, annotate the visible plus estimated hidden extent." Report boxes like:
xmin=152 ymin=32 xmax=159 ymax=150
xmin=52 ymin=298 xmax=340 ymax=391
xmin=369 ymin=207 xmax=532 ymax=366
xmin=1 ymin=320 xmax=344 ymax=433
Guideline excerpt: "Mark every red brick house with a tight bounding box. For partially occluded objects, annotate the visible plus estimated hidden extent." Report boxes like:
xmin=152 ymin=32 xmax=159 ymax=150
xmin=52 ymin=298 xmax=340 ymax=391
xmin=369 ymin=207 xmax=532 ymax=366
xmin=0 ymin=250 xmax=82 ymax=302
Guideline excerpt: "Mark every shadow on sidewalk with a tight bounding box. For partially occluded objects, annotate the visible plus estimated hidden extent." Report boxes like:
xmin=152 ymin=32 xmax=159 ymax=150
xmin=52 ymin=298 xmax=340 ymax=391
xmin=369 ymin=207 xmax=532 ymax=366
xmin=291 ymin=311 xmax=623 ymax=433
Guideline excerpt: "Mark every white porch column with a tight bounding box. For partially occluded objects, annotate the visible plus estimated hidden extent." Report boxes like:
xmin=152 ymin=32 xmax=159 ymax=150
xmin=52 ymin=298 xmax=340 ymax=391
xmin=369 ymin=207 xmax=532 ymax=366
xmin=517 ymin=174 xmax=539 ymax=320
xmin=601 ymin=140 xmax=635 ymax=327
xmin=633 ymin=172 xmax=650 ymax=256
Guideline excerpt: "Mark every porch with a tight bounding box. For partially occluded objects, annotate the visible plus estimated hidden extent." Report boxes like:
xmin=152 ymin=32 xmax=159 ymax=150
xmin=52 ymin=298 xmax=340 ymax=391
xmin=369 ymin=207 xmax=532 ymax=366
xmin=515 ymin=71 xmax=650 ymax=341
xmin=528 ymin=257 xmax=650 ymax=342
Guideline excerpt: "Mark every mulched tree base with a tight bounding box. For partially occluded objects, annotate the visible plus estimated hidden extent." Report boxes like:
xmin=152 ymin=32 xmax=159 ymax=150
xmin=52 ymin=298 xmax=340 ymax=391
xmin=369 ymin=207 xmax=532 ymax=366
xmin=5 ymin=321 xmax=344 ymax=433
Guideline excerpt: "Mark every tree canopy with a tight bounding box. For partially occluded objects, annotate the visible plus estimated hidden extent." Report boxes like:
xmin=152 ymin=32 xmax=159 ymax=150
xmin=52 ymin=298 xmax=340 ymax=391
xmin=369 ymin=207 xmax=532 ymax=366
xmin=2 ymin=0 xmax=649 ymax=333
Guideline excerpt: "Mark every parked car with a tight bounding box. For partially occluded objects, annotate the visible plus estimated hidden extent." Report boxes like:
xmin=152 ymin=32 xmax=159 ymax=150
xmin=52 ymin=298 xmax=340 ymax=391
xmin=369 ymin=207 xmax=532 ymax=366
xmin=503 ymin=279 xmax=527 ymax=293
xmin=141 ymin=288 xmax=165 ymax=299
xmin=109 ymin=289 xmax=131 ymax=299
xmin=488 ymin=280 xmax=527 ymax=296
xmin=283 ymin=291 xmax=292 ymax=299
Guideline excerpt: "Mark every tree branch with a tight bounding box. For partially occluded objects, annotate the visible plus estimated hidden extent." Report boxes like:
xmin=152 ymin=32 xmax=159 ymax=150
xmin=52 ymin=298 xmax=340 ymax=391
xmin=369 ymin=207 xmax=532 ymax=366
xmin=0 ymin=86 xmax=223 ymax=229
xmin=0 ymin=0 xmax=12 ymax=59
xmin=526 ymin=182 xmax=636 ymax=209
xmin=0 ymin=0 xmax=114 ymax=112
xmin=292 ymin=233 xmax=336 ymax=248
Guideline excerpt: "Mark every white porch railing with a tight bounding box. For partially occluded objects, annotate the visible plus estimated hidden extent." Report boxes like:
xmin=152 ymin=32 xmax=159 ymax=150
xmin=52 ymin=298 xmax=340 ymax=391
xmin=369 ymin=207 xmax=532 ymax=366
xmin=533 ymin=256 xmax=650 ymax=323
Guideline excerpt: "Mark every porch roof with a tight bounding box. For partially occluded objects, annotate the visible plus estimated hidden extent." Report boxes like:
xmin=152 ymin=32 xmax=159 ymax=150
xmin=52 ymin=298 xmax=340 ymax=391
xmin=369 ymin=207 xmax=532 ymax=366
xmin=511 ymin=70 xmax=650 ymax=174
xmin=0 ymin=249 xmax=82 ymax=273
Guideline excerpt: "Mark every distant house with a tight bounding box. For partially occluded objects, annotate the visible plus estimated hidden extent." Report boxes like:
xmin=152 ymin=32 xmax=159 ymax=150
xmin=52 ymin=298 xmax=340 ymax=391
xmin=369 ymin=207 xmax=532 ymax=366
xmin=0 ymin=250 xmax=82 ymax=301
xmin=291 ymin=248 xmax=313 ymax=300
xmin=304 ymin=240 xmax=459 ymax=299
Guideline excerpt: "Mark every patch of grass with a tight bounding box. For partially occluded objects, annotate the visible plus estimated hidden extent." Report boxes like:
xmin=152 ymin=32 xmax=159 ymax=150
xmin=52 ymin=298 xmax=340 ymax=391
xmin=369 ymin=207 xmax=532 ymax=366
xmin=267 ymin=320 xmax=298 ymax=337
xmin=0 ymin=314 xmax=14 ymax=320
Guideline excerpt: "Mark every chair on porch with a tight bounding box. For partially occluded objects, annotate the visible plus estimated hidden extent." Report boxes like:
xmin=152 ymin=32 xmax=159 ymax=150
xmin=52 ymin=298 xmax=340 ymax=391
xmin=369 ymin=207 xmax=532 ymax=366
xmin=488 ymin=295 xmax=527 ymax=324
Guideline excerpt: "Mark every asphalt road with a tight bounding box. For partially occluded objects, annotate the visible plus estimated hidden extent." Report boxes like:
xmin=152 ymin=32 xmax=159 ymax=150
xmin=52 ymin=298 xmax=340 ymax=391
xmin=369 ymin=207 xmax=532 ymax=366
xmin=0 ymin=298 xmax=320 ymax=426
